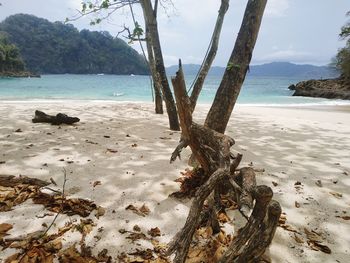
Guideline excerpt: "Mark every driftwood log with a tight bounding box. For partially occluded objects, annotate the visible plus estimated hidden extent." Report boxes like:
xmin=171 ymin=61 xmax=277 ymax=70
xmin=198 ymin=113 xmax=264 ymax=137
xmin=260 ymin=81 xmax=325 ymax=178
xmin=167 ymin=62 xmax=281 ymax=263
xmin=32 ymin=110 xmax=80 ymax=125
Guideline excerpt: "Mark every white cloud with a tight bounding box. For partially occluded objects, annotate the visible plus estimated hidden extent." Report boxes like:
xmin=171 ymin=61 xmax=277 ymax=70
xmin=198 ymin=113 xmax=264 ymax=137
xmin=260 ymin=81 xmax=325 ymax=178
xmin=265 ymin=0 xmax=289 ymax=18
xmin=256 ymin=48 xmax=315 ymax=63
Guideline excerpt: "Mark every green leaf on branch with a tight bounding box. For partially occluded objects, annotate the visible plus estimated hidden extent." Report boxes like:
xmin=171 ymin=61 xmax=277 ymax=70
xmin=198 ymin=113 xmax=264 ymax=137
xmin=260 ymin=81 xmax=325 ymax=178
xmin=227 ymin=62 xmax=240 ymax=71
xmin=100 ymin=0 xmax=110 ymax=9
xmin=132 ymin=22 xmax=144 ymax=37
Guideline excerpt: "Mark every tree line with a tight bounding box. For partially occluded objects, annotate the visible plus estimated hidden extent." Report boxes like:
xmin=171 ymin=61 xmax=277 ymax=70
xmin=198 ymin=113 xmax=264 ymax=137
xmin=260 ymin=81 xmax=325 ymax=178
xmin=0 ymin=14 xmax=149 ymax=75
xmin=0 ymin=32 xmax=25 ymax=73
xmin=334 ymin=11 xmax=350 ymax=82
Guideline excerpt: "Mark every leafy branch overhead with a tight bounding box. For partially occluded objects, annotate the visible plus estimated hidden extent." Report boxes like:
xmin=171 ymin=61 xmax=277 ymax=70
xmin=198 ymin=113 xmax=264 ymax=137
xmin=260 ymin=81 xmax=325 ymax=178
xmin=333 ymin=11 xmax=350 ymax=81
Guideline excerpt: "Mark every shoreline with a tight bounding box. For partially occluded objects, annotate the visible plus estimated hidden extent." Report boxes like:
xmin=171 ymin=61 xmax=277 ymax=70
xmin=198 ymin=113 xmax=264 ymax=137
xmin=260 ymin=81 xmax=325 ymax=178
xmin=0 ymin=101 xmax=349 ymax=262
xmin=1 ymin=98 xmax=350 ymax=111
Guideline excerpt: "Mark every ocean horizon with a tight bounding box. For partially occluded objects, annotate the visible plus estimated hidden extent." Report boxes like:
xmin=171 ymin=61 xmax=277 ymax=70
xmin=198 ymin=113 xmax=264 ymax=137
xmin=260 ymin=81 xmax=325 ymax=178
xmin=1 ymin=74 xmax=349 ymax=106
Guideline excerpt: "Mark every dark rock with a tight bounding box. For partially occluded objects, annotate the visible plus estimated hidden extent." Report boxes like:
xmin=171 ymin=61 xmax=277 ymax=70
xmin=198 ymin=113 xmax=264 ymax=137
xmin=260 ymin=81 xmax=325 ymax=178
xmin=288 ymin=84 xmax=296 ymax=90
xmin=290 ymin=77 xmax=350 ymax=100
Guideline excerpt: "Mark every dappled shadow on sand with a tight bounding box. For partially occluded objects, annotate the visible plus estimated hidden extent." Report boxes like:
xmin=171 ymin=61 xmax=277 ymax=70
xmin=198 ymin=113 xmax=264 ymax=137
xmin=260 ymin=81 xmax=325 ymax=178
xmin=223 ymin=107 xmax=350 ymax=263
xmin=0 ymin=102 xmax=349 ymax=262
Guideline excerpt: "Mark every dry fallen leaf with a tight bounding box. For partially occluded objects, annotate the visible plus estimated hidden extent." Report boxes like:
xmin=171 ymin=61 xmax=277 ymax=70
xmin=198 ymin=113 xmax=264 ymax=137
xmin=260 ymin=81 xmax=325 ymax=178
xmin=128 ymin=248 xmax=154 ymax=260
xmin=95 ymin=206 xmax=106 ymax=219
xmin=133 ymin=225 xmax=141 ymax=232
xmin=50 ymin=177 xmax=57 ymax=186
xmin=125 ymin=204 xmax=147 ymax=217
xmin=336 ymin=215 xmax=350 ymax=220
xmin=148 ymin=227 xmax=161 ymax=237
xmin=218 ymin=212 xmax=230 ymax=223
xmin=329 ymin=191 xmax=342 ymax=198
xmin=293 ymin=233 xmax=304 ymax=243
xmin=304 ymin=228 xmax=331 ymax=254
xmin=315 ymin=180 xmax=322 ymax=187
xmin=106 ymin=148 xmax=118 ymax=153
xmin=140 ymin=204 xmax=150 ymax=215
xmin=93 ymin=181 xmax=101 ymax=187
xmin=76 ymin=219 xmax=96 ymax=236
xmin=126 ymin=232 xmax=148 ymax=242
xmin=0 ymin=223 xmax=13 ymax=239
xmin=279 ymin=224 xmax=299 ymax=233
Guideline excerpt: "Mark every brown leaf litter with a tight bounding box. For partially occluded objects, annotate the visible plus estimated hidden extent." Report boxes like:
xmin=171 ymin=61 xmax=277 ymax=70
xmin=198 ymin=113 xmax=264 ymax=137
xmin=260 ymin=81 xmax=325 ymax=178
xmin=117 ymin=227 xmax=169 ymax=262
xmin=304 ymin=228 xmax=331 ymax=254
xmin=170 ymin=168 xmax=208 ymax=199
xmin=2 ymin=217 xmax=112 ymax=262
xmin=278 ymin=212 xmax=332 ymax=254
xmin=32 ymin=191 xmax=97 ymax=217
xmin=0 ymin=175 xmax=99 ymax=217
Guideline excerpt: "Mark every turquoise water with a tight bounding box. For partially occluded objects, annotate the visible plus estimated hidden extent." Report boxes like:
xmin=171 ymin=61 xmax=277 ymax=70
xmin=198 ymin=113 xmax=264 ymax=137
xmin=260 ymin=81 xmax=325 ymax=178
xmin=0 ymin=74 xmax=348 ymax=105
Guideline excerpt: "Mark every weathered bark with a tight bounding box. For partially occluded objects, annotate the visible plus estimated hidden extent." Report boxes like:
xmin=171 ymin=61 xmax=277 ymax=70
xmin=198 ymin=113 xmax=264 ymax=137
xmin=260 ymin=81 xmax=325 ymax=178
xmin=205 ymin=0 xmax=267 ymax=133
xmin=168 ymin=62 xmax=235 ymax=262
xmin=236 ymin=167 xmax=256 ymax=217
xmin=166 ymin=169 xmax=230 ymax=263
xmin=169 ymin=64 xmax=281 ymax=263
xmin=234 ymin=200 xmax=282 ymax=263
xmin=171 ymin=64 xmax=235 ymax=195
xmin=219 ymin=185 xmax=281 ymax=263
xmin=190 ymin=0 xmax=230 ymax=112
xmin=140 ymin=0 xmax=180 ymax=130
xmin=32 ymin=110 xmax=80 ymax=125
xmin=145 ymin=26 xmax=163 ymax=114
xmin=0 ymin=175 xmax=50 ymax=187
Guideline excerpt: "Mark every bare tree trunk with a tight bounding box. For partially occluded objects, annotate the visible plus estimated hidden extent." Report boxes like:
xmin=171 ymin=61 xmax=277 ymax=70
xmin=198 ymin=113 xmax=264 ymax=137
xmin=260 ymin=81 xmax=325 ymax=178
xmin=145 ymin=27 xmax=163 ymax=114
xmin=168 ymin=63 xmax=280 ymax=262
xmin=205 ymin=0 xmax=267 ymax=133
xmin=141 ymin=0 xmax=180 ymax=130
xmin=190 ymin=0 xmax=230 ymax=112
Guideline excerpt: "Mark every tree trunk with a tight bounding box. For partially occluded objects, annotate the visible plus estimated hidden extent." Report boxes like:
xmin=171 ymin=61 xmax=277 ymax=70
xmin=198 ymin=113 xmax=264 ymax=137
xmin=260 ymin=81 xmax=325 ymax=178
xmin=145 ymin=27 xmax=163 ymax=114
xmin=205 ymin=0 xmax=267 ymax=133
xmin=141 ymin=0 xmax=180 ymax=130
xmin=190 ymin=0 xmax=230 ymax=112
xmin=168 ymin=64 xmax=280 ymax=262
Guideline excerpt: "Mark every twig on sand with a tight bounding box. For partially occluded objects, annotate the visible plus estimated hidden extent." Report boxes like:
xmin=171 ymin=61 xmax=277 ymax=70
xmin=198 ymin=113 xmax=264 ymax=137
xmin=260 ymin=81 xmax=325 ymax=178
xmin=42 ymin=168 xmax=68 ymax=237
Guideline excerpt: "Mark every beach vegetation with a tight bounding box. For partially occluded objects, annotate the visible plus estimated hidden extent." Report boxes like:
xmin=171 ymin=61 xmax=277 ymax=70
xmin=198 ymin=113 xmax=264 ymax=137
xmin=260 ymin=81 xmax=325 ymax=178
xmin=0 ymin=32 xmax=25 ymax=73
xmin=333 ymin=11 xmax=350 ymax=81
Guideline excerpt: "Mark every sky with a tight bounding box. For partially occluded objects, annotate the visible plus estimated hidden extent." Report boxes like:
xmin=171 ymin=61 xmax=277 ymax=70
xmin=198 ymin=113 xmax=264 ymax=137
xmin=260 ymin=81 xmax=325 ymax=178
xmin=0 ymin=0 xmax=349 ymax=66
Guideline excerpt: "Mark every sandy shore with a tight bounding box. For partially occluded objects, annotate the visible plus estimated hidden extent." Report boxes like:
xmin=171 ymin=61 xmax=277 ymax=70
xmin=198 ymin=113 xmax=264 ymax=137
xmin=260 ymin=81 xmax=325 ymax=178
xmin=0 ymin=100 xmax=349 ymax=262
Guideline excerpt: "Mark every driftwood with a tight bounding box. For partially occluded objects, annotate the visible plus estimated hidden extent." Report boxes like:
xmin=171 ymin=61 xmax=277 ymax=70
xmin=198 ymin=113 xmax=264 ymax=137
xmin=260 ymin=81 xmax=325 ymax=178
xmin=32 ymin=110 xmax=80 ymax=125
xmin=235 ymin=167 xmax=256 ymax=218
xmin=167 ymin=62 xmax=281 ymax=263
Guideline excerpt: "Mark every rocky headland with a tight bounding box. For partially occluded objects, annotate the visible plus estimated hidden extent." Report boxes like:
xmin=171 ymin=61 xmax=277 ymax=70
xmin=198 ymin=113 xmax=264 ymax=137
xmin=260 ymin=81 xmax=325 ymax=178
xmin=289 ymin=77 xmax=350 ymax=100
xmin=0 ymin=71 xmax=40 ymax=78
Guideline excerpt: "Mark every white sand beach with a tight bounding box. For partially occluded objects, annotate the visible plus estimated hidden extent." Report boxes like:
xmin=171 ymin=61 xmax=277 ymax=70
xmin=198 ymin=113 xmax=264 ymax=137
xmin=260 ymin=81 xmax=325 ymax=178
xmin=0 ymin=100 xmax=349 ymax=262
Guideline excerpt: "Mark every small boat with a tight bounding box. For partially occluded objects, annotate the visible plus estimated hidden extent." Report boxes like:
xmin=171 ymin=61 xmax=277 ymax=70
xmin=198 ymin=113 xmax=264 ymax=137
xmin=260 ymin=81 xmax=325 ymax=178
xmin=97 ymin=73 xmax=104 ymax=76
xmin=113 ymin=92 xmax=125 ymax=97
xmin=130 ymin=74 xmax=135 ymax=76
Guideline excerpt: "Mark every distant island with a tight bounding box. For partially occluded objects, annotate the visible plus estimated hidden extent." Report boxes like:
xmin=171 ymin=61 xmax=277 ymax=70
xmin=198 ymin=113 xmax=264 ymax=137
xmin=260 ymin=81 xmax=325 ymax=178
xmin=166 ymin=62 xmax=338 ymax=79
xmin=0 ymin=14 xmax=148 ymax=75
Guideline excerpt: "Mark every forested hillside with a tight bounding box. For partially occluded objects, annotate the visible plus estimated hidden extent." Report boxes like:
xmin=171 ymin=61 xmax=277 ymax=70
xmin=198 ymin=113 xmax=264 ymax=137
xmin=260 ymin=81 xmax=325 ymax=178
xmin=0 ymin=14 xmax=148 ymax=75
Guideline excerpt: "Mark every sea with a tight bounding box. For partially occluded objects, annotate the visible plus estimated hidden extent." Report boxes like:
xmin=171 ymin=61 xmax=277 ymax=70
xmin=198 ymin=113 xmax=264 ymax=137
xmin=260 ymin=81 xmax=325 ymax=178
xmin=0 ymin=74 xmax=349 ymax=106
